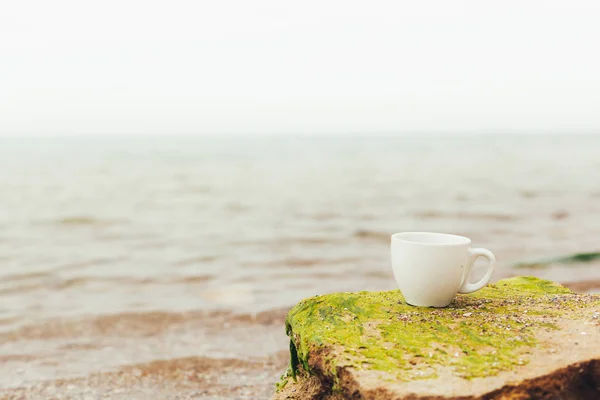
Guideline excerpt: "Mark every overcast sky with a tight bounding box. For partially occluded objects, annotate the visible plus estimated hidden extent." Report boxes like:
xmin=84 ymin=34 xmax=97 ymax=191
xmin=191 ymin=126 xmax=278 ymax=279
xmin=1 ymin=1 xmax=600 ymax=135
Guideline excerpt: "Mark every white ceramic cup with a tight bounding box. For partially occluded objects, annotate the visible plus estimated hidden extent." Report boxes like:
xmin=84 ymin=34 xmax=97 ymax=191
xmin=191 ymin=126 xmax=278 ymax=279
xmin=390 ymin=232 xmax=495 ymax=307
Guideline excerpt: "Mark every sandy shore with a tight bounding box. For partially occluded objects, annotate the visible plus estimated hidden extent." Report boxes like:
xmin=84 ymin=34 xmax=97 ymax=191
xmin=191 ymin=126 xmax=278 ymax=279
xmin=0 ymin=309 xmax=290 ymax=399
xmin=1 ymin=353 xmax=289 ymax=400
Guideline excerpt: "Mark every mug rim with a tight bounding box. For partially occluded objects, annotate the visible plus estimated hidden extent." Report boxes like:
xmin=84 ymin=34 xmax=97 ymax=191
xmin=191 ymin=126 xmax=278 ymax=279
xmin=391 ymin=231 xmax=471 ymax=246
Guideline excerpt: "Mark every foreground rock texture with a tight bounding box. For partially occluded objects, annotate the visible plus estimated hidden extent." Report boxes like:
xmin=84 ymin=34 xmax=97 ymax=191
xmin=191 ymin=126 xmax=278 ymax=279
xmin=274 ymin=277 xmax=600 ymax=399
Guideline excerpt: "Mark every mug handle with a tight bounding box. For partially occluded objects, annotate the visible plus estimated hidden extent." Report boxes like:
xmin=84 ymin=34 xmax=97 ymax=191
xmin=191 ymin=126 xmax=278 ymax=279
xmin=459 ymin=248 xmax=495 ymax=294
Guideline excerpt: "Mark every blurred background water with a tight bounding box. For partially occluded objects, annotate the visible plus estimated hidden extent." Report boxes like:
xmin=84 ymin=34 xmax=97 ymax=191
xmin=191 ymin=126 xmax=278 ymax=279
xmin=1 ymin=134 xmax=599 ymax=396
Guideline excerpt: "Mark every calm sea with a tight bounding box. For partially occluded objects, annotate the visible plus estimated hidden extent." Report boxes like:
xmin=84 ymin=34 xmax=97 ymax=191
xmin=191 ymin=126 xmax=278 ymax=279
xmin=1 ymin=134 xmax=599 ymax=397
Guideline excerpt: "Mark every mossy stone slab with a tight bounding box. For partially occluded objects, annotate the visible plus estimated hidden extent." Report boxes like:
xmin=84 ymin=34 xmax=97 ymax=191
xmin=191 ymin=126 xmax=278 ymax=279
xmin=274 ymin=277 xmax=600 ymax=399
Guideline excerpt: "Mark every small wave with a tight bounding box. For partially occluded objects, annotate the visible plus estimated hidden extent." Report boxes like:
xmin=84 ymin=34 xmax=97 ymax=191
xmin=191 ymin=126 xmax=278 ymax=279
xmin=182 ymin=185 xmax=212 ymax=194
xmin=58 ymin=216 xmax=98 ymax=225
xmin=365 ymin=270 xmax=394 ymax=279
xmin=0 ymin=316 xmax=21 ymax=326
xmin=227 ymin=308 xmax=289 ymax=326
xmin=54 ymin=257 xmax=130 ymax=272
xmin=246 ymin=257 xmax=361 ymax=269
xmin=0 ymin=274 xmax=215 ymax=294
xmin=0 ymin=354 xmax=38 ymax=363
xmin=172 ymin=275 xmax=214 ymax=284
xmin=265 ymin=271 xmax=338 ymax=280
xmin=0 ymin=308 xmax=290 ymax=342
xmin=286 ymin=257 xmax=360 ymax=268
xmin=54 ymin=276 xmax=158 ymax=289
xmin=519 ymin=190 xmax=538 ymax=198
xmin=285 ymin=259 xmax=320 ymax=267
xmin=50 ymin=216 xmax=128 ymax=227
xmin=226 ymin=202 xmax=248 ymax=212
xmin=455 ymin=193 xmax=470 ymax=202
xmin=298 ymin=271 xmax=335 ymax=279
xmin=551 ymin=210 xmax=569 ymax=220
xmin=2 ymin=271 xmax=53 ymax=282
xmin=0 ymin=311 xmax=192 ymax=342
xmin=297 ymin=212 xmax=340 ymax=221
xmin=414 ymin=211 xmax=518 ymax=221
xmin=131 ymin=241 xmax=171 ymax=249
xmin=353 ymin=229 xmax=390 ymax=241
xmin=489 ymin=228 xmax=512 ymax=235
xmin=233 ymin=237 xmax=341 ymax=246
xmin=172 ymin=256 xmax=218 ymax=266
xmin=0 ymin=282 xmax=45 ymax=295
xmin=59 ymin=342 xmax=101 ymax=351
xmin=358 ymin=214 xmax=378 ymax=221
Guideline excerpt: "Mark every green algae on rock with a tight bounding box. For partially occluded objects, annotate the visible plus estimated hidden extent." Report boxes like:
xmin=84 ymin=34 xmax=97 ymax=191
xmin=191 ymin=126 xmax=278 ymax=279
xmin=276 ymin=276 xmax=600 ymax=399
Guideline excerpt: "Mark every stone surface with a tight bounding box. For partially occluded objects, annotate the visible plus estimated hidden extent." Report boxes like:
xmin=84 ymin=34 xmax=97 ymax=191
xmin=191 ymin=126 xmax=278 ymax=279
xmin=273 ymin=277 xmax=600 ymax=399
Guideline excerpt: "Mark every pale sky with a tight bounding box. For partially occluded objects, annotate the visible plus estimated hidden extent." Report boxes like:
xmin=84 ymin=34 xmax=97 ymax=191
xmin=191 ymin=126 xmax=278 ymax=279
xmin=1 ymin=1 xmax=600 ymax=135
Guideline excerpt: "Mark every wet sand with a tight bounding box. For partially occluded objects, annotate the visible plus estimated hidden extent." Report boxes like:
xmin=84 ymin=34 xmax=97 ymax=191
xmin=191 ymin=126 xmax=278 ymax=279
xmin=1 ymin=354 xmax=289 ymax=400
xmin=0 ymin=309 xmax=290 ymax=399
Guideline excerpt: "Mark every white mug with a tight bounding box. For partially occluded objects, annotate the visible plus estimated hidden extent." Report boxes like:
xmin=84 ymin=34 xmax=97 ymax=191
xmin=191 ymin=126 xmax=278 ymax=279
xmin=390 ymin=232 xmax=495 ymax=307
